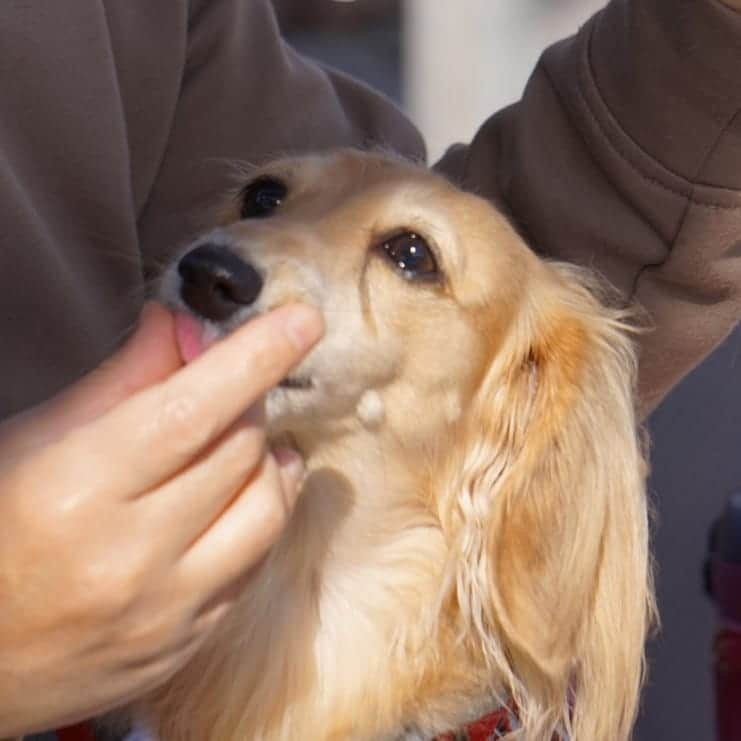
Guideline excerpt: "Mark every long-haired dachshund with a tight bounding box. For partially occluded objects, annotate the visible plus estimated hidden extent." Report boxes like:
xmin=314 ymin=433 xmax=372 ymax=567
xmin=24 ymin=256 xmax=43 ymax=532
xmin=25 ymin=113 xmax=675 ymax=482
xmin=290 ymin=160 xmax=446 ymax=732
xmin=148 ymin=150 xmax=654 ymax=740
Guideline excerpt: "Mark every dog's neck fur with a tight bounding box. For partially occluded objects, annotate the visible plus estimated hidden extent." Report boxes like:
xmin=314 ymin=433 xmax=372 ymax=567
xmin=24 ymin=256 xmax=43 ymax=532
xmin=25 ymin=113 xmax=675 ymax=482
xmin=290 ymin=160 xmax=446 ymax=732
xmin=276 ymin=419 xmax=449 ymax=678
xmin=162 ymin=420 xmax=493 ymax=740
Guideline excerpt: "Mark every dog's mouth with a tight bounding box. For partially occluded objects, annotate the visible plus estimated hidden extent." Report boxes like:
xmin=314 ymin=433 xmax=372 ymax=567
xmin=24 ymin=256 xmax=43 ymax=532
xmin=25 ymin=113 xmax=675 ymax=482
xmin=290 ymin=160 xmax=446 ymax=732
xmin=278 ymin=375 xmax=314 ymax=391
xmin=174 ymin=312 xmax=316 ymax=392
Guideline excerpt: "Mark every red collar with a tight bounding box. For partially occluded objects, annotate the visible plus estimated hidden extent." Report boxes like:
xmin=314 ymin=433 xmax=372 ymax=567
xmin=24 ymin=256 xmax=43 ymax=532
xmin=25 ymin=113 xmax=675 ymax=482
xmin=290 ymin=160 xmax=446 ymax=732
xmin=57 ymin=706 xmax=517 ymax=740
xmin=56 ymin=723 xmax=96 ymax=741
xmin=436 ymin=706 xmax=516 ymax=740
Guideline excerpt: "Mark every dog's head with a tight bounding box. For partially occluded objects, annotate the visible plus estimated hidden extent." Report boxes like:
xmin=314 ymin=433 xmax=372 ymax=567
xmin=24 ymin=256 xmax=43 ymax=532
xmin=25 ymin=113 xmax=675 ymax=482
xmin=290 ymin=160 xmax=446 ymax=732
xmin=160 ymin=150 xmax=652 ymax=740
xmin=161 ymin=150 xmax=530 ymax=448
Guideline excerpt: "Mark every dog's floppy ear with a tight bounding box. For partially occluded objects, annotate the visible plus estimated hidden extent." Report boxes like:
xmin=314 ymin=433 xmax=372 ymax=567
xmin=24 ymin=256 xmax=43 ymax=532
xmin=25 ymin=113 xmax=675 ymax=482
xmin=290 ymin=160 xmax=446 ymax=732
xmin=438 ymin=263 xmax=654 ymax=740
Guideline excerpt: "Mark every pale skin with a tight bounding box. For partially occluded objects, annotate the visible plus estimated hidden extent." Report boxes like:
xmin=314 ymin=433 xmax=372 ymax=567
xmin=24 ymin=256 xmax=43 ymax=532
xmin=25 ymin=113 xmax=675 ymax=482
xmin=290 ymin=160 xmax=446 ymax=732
xmin=0 ymin=302 xmax=323 ymax=736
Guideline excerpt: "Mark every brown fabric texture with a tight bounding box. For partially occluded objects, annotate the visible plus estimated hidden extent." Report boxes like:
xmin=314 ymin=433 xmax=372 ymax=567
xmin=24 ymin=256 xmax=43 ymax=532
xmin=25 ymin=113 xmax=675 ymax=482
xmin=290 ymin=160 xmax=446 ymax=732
xmin=1 ymin=0 xmax=739 ymax=419
xmin=439 ymin=0 xmax=741 ymax=413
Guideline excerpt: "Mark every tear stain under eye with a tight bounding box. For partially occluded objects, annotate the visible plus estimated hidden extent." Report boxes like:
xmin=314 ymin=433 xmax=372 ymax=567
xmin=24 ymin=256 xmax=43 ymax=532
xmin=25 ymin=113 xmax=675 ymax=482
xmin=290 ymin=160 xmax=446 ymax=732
xmin=358 ymin=245 xmax=379 ymax=338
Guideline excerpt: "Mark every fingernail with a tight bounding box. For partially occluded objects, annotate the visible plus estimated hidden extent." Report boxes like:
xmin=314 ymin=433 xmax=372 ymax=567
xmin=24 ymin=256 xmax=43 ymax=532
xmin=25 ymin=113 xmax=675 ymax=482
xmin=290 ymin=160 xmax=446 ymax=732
xmin=278 ymin=304 xmax=324 ymax=351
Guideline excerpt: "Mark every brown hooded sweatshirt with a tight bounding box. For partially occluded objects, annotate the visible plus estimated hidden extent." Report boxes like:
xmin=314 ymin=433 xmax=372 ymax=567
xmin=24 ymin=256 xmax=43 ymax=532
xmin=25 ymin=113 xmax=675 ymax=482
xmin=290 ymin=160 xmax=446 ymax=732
xmin=1 ymin=0 xmax=739 ymax=419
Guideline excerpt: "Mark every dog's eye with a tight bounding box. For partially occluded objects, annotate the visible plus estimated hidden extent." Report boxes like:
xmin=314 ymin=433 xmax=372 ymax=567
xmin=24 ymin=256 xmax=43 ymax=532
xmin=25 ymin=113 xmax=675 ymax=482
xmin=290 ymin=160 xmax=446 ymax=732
xmin=240 ymin=178 xmax=287 ymax=219
xmin=380 ymin=232 xmax=439 ymax=281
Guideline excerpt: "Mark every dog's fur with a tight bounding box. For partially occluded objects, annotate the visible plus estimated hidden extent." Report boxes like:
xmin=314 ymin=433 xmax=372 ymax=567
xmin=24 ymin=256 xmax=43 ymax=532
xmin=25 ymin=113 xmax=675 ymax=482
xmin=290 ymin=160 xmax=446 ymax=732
xmin=149 ymin=150 xmax=654 ymax=740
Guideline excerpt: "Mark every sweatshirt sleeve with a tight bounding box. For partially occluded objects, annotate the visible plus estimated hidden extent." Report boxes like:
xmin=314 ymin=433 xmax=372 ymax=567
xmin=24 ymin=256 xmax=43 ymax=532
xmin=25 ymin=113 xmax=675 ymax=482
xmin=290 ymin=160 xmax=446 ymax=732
xmin=437 ymin=0 xmax=741 ymax=415
xmin=138 ymin=0 xmax=424 ymax=266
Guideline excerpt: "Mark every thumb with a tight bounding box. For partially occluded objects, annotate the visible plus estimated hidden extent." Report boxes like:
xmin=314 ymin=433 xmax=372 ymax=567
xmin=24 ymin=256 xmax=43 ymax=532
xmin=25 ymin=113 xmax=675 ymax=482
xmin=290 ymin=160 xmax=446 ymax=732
xmin=0 ymin=303 xmax=182 ymax=453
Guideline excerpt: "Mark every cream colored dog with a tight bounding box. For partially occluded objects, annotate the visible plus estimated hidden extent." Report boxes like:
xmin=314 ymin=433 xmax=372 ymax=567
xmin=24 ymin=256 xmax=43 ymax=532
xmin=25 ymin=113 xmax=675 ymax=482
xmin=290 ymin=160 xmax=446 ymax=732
xmin=149 ymin=150 xmax=653 ymax=740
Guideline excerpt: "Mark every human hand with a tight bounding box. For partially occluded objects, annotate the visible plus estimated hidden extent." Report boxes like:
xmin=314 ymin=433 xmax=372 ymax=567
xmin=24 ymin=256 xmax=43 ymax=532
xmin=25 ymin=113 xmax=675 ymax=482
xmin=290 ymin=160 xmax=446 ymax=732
xmin=0 ymin=302 xmax=323 ymax=735
xmin=720 ymin=0 xmax=741 ymax=11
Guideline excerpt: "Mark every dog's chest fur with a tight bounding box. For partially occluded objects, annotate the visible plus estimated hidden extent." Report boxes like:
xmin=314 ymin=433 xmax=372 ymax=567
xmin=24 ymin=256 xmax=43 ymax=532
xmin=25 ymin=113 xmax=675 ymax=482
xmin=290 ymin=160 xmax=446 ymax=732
xmin=148 ymin=433 xmax=495 ymax=740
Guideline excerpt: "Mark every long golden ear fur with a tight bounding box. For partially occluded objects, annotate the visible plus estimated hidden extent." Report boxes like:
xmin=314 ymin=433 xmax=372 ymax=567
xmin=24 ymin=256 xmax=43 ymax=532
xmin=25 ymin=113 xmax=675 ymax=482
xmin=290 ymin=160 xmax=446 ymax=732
xmin=436 ymin=262 xmax=655 ymax=740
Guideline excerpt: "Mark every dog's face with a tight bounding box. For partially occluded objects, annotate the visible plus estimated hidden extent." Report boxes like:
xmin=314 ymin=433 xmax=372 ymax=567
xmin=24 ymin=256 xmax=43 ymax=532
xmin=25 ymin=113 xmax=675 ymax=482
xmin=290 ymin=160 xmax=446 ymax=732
xmin=161 ymin=150 xmax=530 ymax=445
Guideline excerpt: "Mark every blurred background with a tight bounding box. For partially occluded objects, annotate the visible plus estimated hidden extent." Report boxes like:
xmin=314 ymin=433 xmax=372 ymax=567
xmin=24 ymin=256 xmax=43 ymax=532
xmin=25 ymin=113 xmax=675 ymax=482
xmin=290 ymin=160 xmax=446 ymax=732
xmin=273 ymin=1 xmax=741 ymax=739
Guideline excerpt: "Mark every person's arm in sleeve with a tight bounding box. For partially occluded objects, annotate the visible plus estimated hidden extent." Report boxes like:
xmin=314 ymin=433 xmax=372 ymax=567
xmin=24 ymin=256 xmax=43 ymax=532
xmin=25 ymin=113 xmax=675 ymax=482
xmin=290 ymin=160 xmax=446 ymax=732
xmin=438 ymin=0 xmax=741 ymax=415
xmin=138 ymin=0 xmax=425 ymax=267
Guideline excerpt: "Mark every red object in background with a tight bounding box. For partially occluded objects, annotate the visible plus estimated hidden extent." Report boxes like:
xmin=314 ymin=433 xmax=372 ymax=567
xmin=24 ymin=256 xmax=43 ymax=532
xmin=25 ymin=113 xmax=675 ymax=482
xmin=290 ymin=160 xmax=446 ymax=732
xmin=56 ymin=722 xmax=96 ymax=741
xmin=707 ymin=493 xmax=741 ymax=741
xmin=715 ymin=626 xmax=741 ymax=741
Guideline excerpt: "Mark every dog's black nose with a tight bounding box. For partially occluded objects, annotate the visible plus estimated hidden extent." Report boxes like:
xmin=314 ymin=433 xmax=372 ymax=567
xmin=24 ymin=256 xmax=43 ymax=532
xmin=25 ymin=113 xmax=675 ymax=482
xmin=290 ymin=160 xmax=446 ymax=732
xmin=178 ymin=243 xmax=263 ymax=321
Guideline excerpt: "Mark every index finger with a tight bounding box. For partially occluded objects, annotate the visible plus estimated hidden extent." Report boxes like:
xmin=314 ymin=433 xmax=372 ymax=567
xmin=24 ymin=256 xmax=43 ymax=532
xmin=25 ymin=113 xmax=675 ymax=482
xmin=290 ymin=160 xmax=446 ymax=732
xmin=75 ymin=304 xmax=323 ymax=494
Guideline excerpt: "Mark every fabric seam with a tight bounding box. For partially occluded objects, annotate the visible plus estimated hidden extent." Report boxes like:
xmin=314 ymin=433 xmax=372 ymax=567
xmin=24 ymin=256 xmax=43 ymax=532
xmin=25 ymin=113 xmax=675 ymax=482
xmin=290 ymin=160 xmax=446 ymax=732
xmin=577 ymin=21 xmax=741 ymax=212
